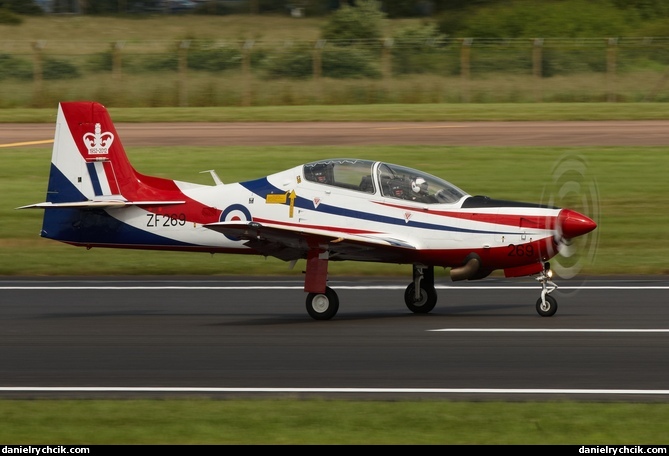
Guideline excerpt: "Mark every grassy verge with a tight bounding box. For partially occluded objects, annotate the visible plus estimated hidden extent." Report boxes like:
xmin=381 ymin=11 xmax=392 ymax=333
xmin=3 ymin=102 xmax=669 ymax=123
xmin=2 ymin=399 xmax=668 ymax=444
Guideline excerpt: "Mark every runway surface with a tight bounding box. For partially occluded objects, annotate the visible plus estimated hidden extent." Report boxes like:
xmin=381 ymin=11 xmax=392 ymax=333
xmin=4 ymin=120 xmax=669 ymax=147
xmin=1 ymin=276 xmax=668 ymax=400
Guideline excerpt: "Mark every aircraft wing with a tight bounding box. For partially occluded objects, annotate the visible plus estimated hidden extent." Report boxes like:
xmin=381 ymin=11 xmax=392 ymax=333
xmin=204 ymin=220 xmax=416 ymax=262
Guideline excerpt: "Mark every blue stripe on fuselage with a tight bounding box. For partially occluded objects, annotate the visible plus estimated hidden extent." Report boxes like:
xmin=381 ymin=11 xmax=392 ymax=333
xmin=240 ymin=177 xmax=520 ymax=236
xmin=42 ymin=207 xmax=195 ymax=247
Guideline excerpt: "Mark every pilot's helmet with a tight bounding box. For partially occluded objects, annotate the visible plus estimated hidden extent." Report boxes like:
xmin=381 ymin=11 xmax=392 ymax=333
xmin=311 ymin=164 xmax=329 ymax=183
xmin=390 ymin=181 xmax=404 ymax=198
xmin=412 ymin=177 xmax=428 ymax=194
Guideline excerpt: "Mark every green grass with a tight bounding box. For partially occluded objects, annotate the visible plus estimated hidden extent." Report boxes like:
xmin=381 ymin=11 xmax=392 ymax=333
xmin=4 ymin=16 xmax=669 ymax=107
xmin=3 ymin=102 xmax=669 ymax=122
xmin=0 ymin=14 xmax=330 ymax=43
xmin=1 ymin=399 xmax=668 ymax=444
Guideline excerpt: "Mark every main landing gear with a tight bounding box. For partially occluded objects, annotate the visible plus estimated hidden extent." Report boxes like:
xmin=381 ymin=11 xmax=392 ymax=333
xmin=535 ymin=262 xmax=558 ymax=317
xmin=404 ymin=265 xmax=437 ymax=314
xmin=305 ymin=265 xmax=438 ymax=321
xmin=306 ymin=287 xmax=340 ymax=321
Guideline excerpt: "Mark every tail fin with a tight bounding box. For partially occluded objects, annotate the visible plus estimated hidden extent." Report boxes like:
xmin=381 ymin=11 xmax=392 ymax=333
xmin=18 ymin=102 xmax=200 ymax=246
xmin=20 ymin=101 xmax=185 ymax=209
xmin=58 ymin=101 xmax=131 ymax=203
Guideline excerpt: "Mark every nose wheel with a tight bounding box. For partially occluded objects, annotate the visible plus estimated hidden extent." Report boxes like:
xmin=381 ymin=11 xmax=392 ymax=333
xmin=535 ymin=262 xmax=558 ymax=317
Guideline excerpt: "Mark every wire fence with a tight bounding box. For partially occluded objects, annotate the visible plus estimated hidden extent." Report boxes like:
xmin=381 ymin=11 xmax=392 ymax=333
xmin=2 ymin=37 xmax=669 ymax=107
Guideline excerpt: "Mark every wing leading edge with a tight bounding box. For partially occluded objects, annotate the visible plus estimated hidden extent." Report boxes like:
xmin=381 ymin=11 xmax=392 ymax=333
xmin=204 ymin=220 xmax=416 ymax=262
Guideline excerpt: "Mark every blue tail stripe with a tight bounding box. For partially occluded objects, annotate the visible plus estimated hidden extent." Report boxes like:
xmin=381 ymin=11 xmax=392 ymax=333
xmin=86 ymin=162 xmax=103 ymax=196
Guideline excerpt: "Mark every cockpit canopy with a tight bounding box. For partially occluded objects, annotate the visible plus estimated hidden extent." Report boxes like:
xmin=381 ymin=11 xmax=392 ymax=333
xmin=303 ymin=159 xmax=467 ymax=204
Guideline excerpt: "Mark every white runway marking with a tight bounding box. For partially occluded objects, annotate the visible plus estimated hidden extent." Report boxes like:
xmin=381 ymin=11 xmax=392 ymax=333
xmin=429 ymin=328 xmax=669 ymax=333
xmin=0 ymin=387 xmax=668 ymax=395
xmin=2 ymin=285 xmax=669 ymax=290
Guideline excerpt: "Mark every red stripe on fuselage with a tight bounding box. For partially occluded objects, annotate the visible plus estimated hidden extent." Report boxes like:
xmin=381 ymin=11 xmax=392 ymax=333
xmin=375 ymin=201 xmax=557 ymax=230
xmin=409 ymin=236 xmax=557 ymax=270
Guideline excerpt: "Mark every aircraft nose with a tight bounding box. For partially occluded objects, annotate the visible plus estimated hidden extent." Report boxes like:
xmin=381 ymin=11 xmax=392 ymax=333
xmin=557 ymin=209 xmax=597 ymax=239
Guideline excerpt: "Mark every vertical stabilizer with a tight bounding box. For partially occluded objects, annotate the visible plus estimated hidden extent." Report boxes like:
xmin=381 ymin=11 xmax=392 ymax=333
xmin=47 ymin=101 xmax=139 ymax=204
xmin=30 ymin=101 xmax=190 ymax=209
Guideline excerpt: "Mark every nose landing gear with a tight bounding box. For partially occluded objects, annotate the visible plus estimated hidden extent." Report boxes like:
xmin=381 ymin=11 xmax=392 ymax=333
xmin=535 ymin=262 xmax=558 ymax=317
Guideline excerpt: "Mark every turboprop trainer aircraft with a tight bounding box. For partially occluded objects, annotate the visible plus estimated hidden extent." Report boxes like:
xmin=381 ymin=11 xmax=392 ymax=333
xmin=19 ymin=101 xmax=597 ymax=320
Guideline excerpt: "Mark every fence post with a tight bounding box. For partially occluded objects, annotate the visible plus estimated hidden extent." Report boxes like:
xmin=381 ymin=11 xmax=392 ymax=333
xmin=607 ymin=38 xmax=618 ymax=102
xmin=31 ymin=40 xmax=45 ymax=106
xmin=178 ymin=40 xmax=190 ymax=107
xmin=382 ymin=38 xmax=393 ymax=79
xmin=312 ymin=39 xmax=325 ymax=103
xmin=460 ymin=38 xmax=472 ymax=103
xmin=112 ymin=41 xmax=125 ymax=81
xmin=313 ymin=39 xmax=325 ymax=80
xmin=533 ymin=38 xmax=543 ymax=102
xmin=242 ymin=40 xmax=254 ymax=107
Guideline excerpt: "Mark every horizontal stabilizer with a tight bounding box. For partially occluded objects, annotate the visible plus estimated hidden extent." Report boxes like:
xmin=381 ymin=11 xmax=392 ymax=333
xmin=17 ymin=200 xmax=186 ymax=210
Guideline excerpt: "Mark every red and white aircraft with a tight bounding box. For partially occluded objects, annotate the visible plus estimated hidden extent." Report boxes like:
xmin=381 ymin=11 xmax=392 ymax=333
xmin=20 ymin=101 xmax=596 ymax=320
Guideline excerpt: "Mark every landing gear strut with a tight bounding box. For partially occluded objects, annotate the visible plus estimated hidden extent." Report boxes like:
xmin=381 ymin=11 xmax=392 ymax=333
xmin=535 ymin=262 xmax=558 ymax=317
xmin=404 ymin=265 xmax=438 ymax=314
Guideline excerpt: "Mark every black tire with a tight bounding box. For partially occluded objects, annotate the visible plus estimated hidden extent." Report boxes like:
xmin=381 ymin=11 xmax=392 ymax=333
xmin=404 ymin=283 xmax=438 ymax=314
xmin=536 ymin=295 xmax=558 ymax=317
xmin=306 ymin=287 xmax=339 ymax=320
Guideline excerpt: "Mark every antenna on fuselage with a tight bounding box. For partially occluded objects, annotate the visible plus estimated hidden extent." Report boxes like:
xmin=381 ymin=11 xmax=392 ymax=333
xmin=201 ymin=170 xmax=223 ymax=185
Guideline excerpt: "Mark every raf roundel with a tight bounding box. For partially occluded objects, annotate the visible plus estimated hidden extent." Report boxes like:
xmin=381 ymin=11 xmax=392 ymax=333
xmin=220 ymin=204 xmax=252 ymax=241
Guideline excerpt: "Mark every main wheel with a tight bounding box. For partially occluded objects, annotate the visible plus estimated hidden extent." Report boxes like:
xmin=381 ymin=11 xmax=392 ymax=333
xmin=306 ymin=286 xmax=339 ymax=320
xmin=404 ymin=283 xmax=438 ymax=314
xmin=536 ymin=295 xmax=558 ymax=317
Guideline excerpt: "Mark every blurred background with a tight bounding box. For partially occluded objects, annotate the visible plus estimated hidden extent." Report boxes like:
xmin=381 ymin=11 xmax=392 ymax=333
xmin=2 ymin=0 xmax=669 ymax=108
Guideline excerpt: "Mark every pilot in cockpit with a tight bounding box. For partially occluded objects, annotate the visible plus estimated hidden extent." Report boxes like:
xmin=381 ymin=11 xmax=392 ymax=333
xmin=410 ymin=177 xmax=429 ymax=200
xmin=388 ymin=179 xmax=407 ymax=199
xmin=309 ymin=163 xmax=332 ymax=185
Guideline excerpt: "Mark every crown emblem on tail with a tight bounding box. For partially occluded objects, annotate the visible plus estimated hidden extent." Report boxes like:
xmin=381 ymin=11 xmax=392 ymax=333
xmin=83 ymin=123 xmax=114 ymax=155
